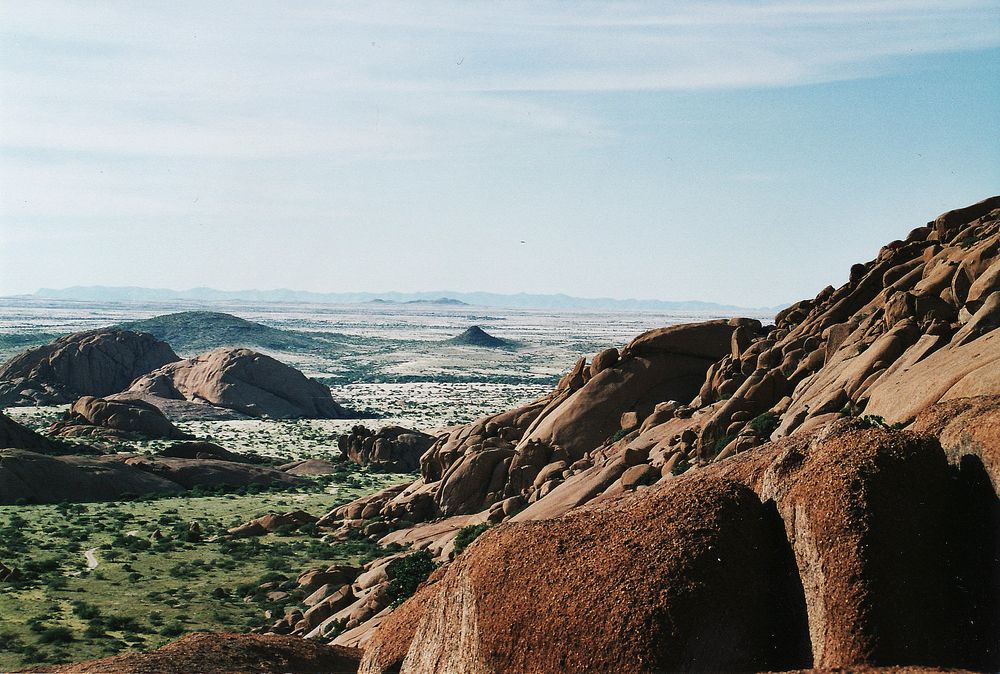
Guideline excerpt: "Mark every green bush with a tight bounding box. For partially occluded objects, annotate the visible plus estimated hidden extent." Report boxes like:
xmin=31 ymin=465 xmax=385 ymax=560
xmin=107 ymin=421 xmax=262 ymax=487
xmin=670 ymin=458 xmax=691 ymax=476
xmin=749 ymin=412 xmax=779 ymax=438
xmin=453 ymin=523 xmax=491 ymax=555
xmin=38 ymin=626 xmax=74 ymax=644
xmin=386 ymin=550 xmax=436 ymax=608
xmin=610 ymin=425 xmax=638 ymax=443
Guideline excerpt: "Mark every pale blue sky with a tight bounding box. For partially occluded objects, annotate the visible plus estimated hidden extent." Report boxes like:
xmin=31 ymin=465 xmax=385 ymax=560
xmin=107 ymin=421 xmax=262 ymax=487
xmin=1 ymin=1 xmax=998 ymax=306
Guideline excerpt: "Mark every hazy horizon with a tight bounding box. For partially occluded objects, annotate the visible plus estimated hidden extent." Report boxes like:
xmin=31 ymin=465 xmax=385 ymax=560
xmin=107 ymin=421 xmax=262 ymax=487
xmin=2 ymin=2 xmax=999 ymax=306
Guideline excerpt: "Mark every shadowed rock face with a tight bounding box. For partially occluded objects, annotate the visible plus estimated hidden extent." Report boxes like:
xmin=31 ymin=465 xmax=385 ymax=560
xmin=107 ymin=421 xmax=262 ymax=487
xmin=32 ymin=632 xmax=361 ymax=674
xmin=339 ymin=425 xmax=436 ymax=472
xmin=0 ymin=445 xmax=303 ymax=504
xmin=0 ymin=410 xmax=71 ymax=454
xmin=125 ymin=348 xmax=349 ymax=419
xmin=49 ymin=396 xmax=192 ymax=440
xmin=0 ymin=329 xmax=180 ymax=407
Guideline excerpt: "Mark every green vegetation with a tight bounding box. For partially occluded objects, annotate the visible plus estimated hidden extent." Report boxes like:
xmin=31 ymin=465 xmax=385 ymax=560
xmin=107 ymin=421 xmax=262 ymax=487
xmin=453 ymin=523 xmax=491 ymax=555
xmin=711 ymin=434 xmax=736 ymax=457
xmin=670 ymin=458 xmax=691 ymax=476
xmin=0 ymin=471 xmax=406 ymax=671
xmin=857 ymin=414 xmax=907 ymax=430
xmin=117 ymin=311 xmax=349 ymax=356
xmin=610 ymin=425 xmax=638 ymax=443
xmin=748 ymin=411 xmax=779 ymax=437
xmin=385 ymin=550 xmax=436 ymax=608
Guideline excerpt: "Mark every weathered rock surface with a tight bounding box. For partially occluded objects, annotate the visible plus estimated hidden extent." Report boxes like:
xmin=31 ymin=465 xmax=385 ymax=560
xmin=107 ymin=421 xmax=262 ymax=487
xmin=32 ymin=632 xmax=361 ymax=674
xmin=0 ymin=410 xmax=77 ymax=454
xmin=125 ymin=348 xmax=350 ymax=419
xmin=0 ymin=329 xmax=179 ymax=406
xmin=49 ymin=396 xmax=192 ymax=440
xmin=339 ymin=426 xmax=435 ymax=472
xmin=0 ymin=448 xmax=304 ymax=504
xmin=362 ymin=420 xmax=996 ymax=672
xmin=0 ymin=449 xmax=183 ymax=504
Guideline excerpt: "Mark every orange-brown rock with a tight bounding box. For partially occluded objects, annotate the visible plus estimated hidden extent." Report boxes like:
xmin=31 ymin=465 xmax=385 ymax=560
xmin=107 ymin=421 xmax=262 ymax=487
xmin=339 ymin=425 xmax=435 ymax=472
xmin=31 ymin=632 xmax=360 ymax=674
xmin=126 ymin=348 xmax=349 ymax=419
xmin=0 ymin=329 xmax=179 ymax=407
xmin=50 ymin=396 xmax=191 ymax=440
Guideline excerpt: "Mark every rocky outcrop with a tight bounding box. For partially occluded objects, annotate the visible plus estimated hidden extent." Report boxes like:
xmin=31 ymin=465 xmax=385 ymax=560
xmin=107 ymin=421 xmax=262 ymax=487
xmin=158 ymin=440 xmax=265 ymax=464
xmin=339 ymin=426 xmax=435 ymax=472
xmin=227 ymin=510 xmax=318 ymax=537
xmin=125 ymin=348 xmax=350 ymax=419
xmin=0 ymin=449 xmax=304 ymax=504
xmin=49 ymin=395 xmax=192 ymax=440
xmin=0 ymin=410 xmax=76 ymax=454
xmin=361 ymin=420 xmax=994 ymax=672
xmin=0 ymin=329 xmax=179 ymax=407
xmin=0 ymin=449 xmax=184 ymax=504
xmin=34 ymin=632 xmax=361 ymax=674
xmin=324 ymin=197 xmax=1000 ymax=672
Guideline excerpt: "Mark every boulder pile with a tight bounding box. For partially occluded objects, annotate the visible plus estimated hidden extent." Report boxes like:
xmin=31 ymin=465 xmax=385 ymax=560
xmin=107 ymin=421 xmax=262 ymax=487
xmin=306 ymin=197 xmax=1000 ymax=672
xmin=338 ymin=426 xmax=435 ymax=472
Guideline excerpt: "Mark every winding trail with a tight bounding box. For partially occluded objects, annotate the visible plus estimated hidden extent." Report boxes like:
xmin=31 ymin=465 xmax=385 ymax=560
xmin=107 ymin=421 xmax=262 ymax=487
xmin=84 ymin=548 xmax=99 ymax=570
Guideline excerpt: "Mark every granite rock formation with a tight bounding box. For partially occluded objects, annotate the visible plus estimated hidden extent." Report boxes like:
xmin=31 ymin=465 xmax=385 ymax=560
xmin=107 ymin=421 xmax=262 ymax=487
xmin=49 ymin=395 xmax=192 ymax=440
xmin=125 ymin=348 xmax=350 ymax=419
xmin=0 ymin=330 xmax=179 ymax=407
xmin=339 ymin=426 xmax=436 ymax=472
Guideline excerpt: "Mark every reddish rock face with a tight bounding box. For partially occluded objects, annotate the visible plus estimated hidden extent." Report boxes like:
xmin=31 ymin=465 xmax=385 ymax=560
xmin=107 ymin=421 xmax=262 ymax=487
xmin=0 ymin=329 xmax=179 ymax=406
xmin=33 ymin=632 xmax=361 ymax=674
xmin=50 ymin=395 xmax=191 ymax=440
xmin=126 ymin=347 xmax=349 ymax=419
xmin=338 ymin=425 xmax=435 ymax=472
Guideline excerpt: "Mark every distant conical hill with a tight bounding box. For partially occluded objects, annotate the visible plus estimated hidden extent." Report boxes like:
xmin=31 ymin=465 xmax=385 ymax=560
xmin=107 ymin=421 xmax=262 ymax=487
xmin=444 ymin=326 xmax=510 ymax=348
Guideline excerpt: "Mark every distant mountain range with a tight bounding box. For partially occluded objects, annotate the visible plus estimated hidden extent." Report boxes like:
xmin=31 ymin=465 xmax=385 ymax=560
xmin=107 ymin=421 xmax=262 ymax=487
xmin=28 ymin=286 xmax=772 ymax=313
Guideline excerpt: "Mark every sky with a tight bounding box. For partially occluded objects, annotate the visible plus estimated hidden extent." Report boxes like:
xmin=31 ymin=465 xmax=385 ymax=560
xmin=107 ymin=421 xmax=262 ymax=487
xmin=1 ymin=1 xmax=998 ymax=307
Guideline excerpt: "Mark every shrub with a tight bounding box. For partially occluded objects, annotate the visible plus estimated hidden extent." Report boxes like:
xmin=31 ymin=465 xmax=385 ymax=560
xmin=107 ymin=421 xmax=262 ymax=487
xmin=749 ymin=412 xmax=779 ymax=438
xmin=857 ymin=414 xmax=907 ymax=430
xmin=711 ymin=434 xmax=735 ymax=457
xmin=670 ymin=458 xmax=691 ymax=476
xmin=610 ymin=425 xmax=638 ymax=443
xmin=38 ymin=626 xmax=73 ymax=644
xmin=453 ymin=523 xmax=491 ymax=555
xmin=386 ymin=550 xmax=436 ymax=608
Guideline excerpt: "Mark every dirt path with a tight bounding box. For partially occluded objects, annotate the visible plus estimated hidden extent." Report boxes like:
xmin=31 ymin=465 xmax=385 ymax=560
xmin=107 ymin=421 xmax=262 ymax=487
xmin=84 ymin=548 xmax=99 ymax=569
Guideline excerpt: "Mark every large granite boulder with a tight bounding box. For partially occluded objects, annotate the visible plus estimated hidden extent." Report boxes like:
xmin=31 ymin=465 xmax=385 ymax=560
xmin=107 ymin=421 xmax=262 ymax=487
xmin=0 ymin=329 xmax=179 ymax=407
xmin=339 ymin=425 xmax=435 ymax=472
xmin=49 ymin=396 xmax=192 ymax=440
xmin=361 ymin=422 xmax=988 ymax=673
xmin=125 ymin=348 xmax=349 ymax=419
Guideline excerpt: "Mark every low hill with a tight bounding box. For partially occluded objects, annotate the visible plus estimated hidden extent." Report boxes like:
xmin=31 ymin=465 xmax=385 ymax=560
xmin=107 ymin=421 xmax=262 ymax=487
xmin=444 ymin=326 xmax=511 ymax=348
xmin=118 ymin=311 xmax=344 ymax=355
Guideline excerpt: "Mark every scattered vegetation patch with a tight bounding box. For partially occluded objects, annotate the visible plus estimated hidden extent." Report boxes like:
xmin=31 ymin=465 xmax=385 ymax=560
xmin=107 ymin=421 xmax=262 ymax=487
xmin=748 ymin=412 xmax=779 ymax=437
xmin=453 ymin=523 xmax=491 ymax=555
xmin=610 ymin=425 xmax=638 ymax=443
xmin=857 ymin=414 xmax=907 ymax=430
xmin=386 ymin=550 xmax=436 ymax=608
